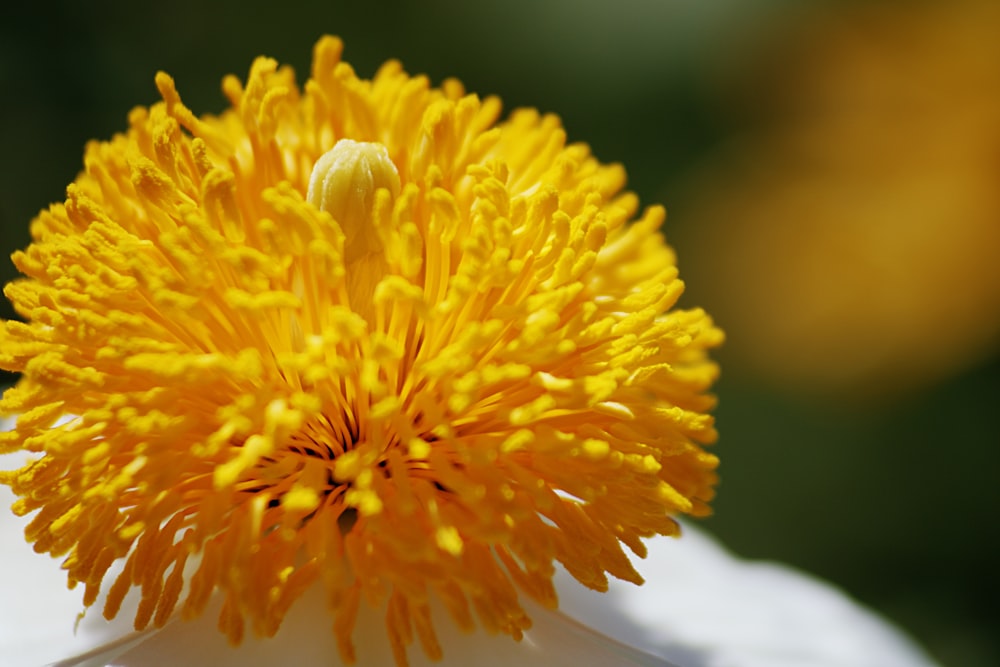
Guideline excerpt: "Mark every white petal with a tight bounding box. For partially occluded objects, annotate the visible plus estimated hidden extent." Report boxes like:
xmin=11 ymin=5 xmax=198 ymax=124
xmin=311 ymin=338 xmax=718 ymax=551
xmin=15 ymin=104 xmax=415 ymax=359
xmin=45 ymin=524 xmax=938 ymax=667
xmin=0 ymin=465 xmax=145 ymax=666
xmin=104 ymin=582 xmax=673 ymax=667
xmin=555 ymin=524 xmax=939 ymax=667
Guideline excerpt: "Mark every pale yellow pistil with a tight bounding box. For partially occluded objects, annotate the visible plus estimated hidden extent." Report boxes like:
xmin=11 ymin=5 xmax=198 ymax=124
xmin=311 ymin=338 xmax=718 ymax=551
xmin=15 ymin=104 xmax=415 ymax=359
xmin=307 ymin=139 xmax=401 ymax=263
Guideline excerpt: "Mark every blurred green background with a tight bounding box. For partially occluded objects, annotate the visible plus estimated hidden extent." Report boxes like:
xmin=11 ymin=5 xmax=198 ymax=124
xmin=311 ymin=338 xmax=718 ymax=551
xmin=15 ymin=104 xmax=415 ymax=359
xmin=1 ymin=1 xmax=997 ymax=665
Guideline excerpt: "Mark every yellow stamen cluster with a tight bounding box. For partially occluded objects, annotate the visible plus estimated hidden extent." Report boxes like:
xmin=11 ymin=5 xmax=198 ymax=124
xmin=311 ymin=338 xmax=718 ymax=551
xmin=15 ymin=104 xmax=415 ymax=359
xmin=0 ymin=36 xmax=722 ymax=665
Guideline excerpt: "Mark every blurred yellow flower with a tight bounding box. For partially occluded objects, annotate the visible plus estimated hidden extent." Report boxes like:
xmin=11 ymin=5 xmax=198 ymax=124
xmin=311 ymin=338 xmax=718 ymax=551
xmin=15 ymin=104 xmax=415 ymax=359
xmin=0 ymin=37 xmax=721 ymax=665
xmin=678 ymin=0 xmax=1000 ymax=399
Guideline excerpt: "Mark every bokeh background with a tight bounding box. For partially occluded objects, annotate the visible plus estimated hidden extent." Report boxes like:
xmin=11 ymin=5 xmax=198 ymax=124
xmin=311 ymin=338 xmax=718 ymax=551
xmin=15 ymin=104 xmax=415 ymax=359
xmin=2 ymin=0 xmax=997 ymax=664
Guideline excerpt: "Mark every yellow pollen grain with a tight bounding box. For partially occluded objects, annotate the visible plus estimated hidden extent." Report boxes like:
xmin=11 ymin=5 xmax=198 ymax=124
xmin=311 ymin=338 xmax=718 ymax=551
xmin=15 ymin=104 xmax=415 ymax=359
xmin=283 ymin=485 xmax=321 ymax=512
xmin=435 ymin=526 xmax=464 ymax=556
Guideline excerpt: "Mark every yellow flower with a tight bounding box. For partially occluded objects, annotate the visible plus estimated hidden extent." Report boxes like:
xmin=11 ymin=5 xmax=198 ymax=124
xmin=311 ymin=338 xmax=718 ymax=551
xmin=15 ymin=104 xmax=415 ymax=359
xmin=677 ymin=0 xmax=1000 ymax=400
xmin=0 ymin=36 xmax=721 ymax=665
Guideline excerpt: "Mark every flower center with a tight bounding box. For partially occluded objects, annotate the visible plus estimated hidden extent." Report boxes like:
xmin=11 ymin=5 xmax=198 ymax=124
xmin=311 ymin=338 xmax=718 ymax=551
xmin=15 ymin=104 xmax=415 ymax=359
xmin=306 ymin=139 xmax=401 ymax=263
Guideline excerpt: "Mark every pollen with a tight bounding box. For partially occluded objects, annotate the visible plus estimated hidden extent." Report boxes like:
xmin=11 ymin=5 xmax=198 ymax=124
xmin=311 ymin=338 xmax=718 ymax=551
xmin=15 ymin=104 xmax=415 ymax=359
xmin=0 ymin=36 xmax=722 ymax=666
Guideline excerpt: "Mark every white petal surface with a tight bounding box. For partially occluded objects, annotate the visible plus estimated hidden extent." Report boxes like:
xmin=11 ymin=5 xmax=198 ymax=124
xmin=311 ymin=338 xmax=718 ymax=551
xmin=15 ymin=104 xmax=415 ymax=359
xmin=0 ymin=451 xmax=146 ymax=666
xmin=556 ymin=525 xmax=939 ymax=667
xmin=104 ymin=581 xmax=671 ymax=667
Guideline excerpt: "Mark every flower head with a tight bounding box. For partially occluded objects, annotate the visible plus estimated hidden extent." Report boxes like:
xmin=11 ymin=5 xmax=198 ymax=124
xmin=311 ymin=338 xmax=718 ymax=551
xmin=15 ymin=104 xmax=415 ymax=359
xmin=0 ymin=36 xmax=721 ymax=665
